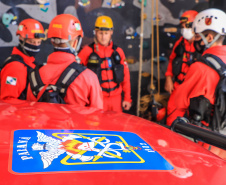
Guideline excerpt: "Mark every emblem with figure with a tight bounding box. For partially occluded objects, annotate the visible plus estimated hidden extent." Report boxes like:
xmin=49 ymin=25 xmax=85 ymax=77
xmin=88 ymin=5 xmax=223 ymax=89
xmin=12 ymin=130 xmax=174 ymax=173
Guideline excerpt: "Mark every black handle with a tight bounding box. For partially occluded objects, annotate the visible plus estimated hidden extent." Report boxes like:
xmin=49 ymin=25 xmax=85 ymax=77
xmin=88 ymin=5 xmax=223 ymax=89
xmin=171 ymin=117 xmax=226 ymax=150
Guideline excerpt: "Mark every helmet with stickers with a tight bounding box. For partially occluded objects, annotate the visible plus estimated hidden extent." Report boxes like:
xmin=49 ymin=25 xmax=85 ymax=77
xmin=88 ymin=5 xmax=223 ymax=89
xmin=193 ymin=8 xmax=226 ymax=35
xmin=95 ymin=16 xmax=113 ymax=31
xmin=48 ymin=14 xmax=83 ymax=42
xmin=16 ymin=18 xmax=45 ymax=39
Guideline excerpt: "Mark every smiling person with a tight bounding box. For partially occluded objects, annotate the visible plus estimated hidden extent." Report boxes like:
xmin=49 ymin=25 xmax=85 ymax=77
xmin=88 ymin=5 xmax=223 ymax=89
xmin=0 ymin=19 xmax=45 ymax=100
xmin=78 ymin=15 xmax=132 ymax=112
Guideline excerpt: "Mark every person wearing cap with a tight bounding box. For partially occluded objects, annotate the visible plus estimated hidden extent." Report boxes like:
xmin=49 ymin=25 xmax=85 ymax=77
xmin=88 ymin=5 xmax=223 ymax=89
xmin=26 ymin=14 xmax=103 ymax=109
xmin=78 ymin=15 xmax=132 ymax=112
xmin=166 ymin=8 xmax=226 ymax=126
xmin=165 ymin=10 xmax=198 ymax=125
xmin=0 ymin=18 xmax=45 ymax=100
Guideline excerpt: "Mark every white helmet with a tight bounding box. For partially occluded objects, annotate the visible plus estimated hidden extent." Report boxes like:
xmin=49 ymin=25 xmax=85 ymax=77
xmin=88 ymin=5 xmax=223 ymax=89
xmin=193 ymin=8 xmax=226 ymax=48
xmin=193 ymin=8 xmax=226 ymax=35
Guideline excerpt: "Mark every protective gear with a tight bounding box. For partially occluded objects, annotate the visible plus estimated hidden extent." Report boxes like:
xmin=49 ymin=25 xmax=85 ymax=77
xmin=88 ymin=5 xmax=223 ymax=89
xmin=193 ymin=8 xmax=226 ymax=35
xmin=181 ymin=28 xmax=194 ymax=40
xmin=188 ymin=95 xmax=212 ymax=128
xmin=26 ymin=51 xmax=103 ymax=109
xmin=87 ymin=42 xmax=124 ymax=91
xmin=180 ymin=10 xmax=198 ymax=24
xmin=95 ymin=16 xmax=113 ymax=31
xmin=48 ymin=14 xmax=83 ymax=40
xmin=29 ymin=62 xmax=86 ymax=104
xmin=193 ymin=9 xmax=226 ymax=49
xmin=19 ymin=39 xmax=41 ymax=57
xmin=78 ymin=41 xmax=132 ymax=111
xmin=16 ymin=19 xmax=45 ymax=39
xmin=48 ymin=14 xmax=83 ymax=54
xmin=196 ymin=54 xmax=226 ymax=131
xmin=194 ymin=38 xmax=206 ymax=54
xmin=166 ymin=37 xmax=196 ymax=86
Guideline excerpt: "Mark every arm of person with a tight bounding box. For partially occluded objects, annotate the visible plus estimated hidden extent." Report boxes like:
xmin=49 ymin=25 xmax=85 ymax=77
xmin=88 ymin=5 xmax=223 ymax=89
xmin=117 ymin=48 xmax=132 ymax=110
xmin=165 ymin=37 xmax=183 ymax=93
xmin=78 ymin=46 xmax=93 ymax=66
xmin=87 ymin=70 xmax=103 ymax=109
xmin=1 ymin=62 xmax=27 ymax=100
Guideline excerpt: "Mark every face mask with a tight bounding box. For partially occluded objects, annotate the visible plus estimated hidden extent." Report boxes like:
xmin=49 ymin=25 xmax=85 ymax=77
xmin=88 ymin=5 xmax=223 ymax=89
xmin=19 ymin=40 xmax=41 ymax=57
xmin=181 ymin=28 xmax=194 ymax=40
xmin=194 ymin=39 xmax=206 ymax=54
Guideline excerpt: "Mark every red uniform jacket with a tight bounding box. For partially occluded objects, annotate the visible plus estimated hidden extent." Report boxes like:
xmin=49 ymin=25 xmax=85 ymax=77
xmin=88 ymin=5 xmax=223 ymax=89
xmin=166 ymin=46 xmax=226 ymax=126
xmin=26 ymin=51 xmax=103 ymax=109
xmin=165 ymin=36 xmax=196 ymax=88
xmin=1 ymin=47 xmax=36 ymax=100
xmin=78 ymin=41 xmax=132 ymax=103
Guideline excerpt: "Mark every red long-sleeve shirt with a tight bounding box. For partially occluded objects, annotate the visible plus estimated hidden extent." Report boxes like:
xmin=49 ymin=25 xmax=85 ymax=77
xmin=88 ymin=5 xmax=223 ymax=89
xmin=78 ymin=41 xmax=132 ymax=103
xmin=165 ymin=36 xmax=196 ymax=88
xmin=166 ymin=46 xmax=226 ymax=126
xmin=26 ymin=51 xmax=103 ymax=109
xmin=1 ymin=47 xmax=36 ymax=100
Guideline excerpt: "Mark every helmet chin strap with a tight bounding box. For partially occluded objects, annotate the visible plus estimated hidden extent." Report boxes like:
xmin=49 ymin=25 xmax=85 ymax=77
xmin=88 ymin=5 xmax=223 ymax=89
xmin=199 ymin=32 xmax=221 ymax=48
xmin=20 ymin=38 xmax=30 ymax=56
xmin=65 ymin=37 xmax=83 ymax=56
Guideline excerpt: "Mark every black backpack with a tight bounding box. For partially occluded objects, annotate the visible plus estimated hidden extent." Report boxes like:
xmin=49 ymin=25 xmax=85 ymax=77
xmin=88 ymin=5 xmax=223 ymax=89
xmin=1 ymin=54 xmax=33 ymax=100
xmin=29 ymin=62 xmax=86 ymax=104
xmin=199 ymin=54 xmax=226 ymax=131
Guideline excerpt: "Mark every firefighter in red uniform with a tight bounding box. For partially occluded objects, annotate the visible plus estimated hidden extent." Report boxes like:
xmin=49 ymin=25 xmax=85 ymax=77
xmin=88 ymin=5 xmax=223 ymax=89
xmin=26 ymin=14 xmax=103 ymax=109
xmin=78 ymin=16 xmax=132 ymax=112
xmin=165 ymin=10 xmax=198 ymax=125
xmin=165 ymin=10 xmax=198 ymax=93
xmin=166 ymin=8 xmax=226 ymax=126
xmin=0 ymin=19 xmax=44 ymax=100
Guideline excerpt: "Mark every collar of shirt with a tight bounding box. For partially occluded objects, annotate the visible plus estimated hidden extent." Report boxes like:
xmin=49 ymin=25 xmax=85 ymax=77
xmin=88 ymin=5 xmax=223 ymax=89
xmin=47 ymin=51 xmax=76 ymax=64
xmin=12 ymin=47 xmax=35 ymax=67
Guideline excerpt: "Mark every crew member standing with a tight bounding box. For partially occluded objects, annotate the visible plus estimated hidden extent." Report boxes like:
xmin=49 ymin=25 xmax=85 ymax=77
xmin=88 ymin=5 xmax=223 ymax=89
xmin=1 ymin=19 xmax=44 ymax=100
xmin=78 ymin=15 xmax=132 ymax=112
xmin=26 ymin=14 xmax=103 ymax=109
xmin=165 ymin=10 xmax=198 ymax=93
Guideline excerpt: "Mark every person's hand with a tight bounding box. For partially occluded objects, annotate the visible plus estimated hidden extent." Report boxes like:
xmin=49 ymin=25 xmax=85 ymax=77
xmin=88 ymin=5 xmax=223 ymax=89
xmin=122 ymin=101 xmax=132 ymax=110
xmin=165 ymin=76 xmax=174 ymax=94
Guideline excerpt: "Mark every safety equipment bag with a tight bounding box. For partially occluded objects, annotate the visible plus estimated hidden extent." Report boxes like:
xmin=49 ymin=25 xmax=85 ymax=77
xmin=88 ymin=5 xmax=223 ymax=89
xmin=29 ymin=62 xmax=86 ymax=104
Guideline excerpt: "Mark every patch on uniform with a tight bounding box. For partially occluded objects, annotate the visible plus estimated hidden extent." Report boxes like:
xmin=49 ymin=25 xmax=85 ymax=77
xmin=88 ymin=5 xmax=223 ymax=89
xmin=11 ymin=130 xmax=174 ymax=173
xmin=6 ymin=76 xmax=17 ymax=86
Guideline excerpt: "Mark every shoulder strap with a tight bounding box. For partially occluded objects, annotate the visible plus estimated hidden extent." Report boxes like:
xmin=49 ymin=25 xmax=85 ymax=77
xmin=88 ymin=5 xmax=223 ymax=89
xmin=55 ymin=62 xmax=86 ymax=98
xmin=2 ymin=55 xmax=30 ymax=69
xmin=29 ymin=65 xmax=45 ymax=98
xmin=89 ymin=42 xmax=95 ymax=51
xmin=199 ymin=54 xmax=226 ymax=76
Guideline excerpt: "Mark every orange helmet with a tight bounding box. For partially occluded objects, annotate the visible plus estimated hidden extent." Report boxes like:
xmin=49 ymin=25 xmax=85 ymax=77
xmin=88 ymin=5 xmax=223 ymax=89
xmin=180 ymin=10 xmax=198 ymax=27
xmin=16 ymin=18 xmax=45 ymax=39
xmin=48 ymin=14 xmax=83 ymax=41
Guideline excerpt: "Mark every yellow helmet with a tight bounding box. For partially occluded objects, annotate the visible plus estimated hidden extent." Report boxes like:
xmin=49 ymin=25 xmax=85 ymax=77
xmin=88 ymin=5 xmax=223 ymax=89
xmin=95 ymin=16 xmax=113 ymax=31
